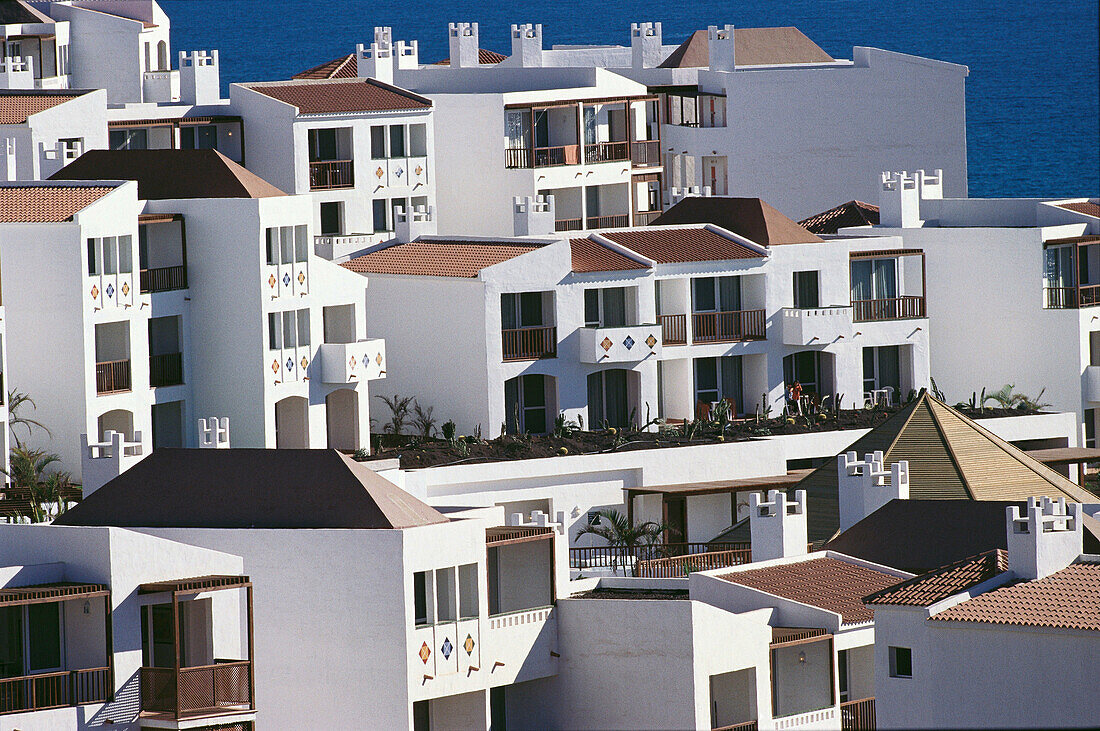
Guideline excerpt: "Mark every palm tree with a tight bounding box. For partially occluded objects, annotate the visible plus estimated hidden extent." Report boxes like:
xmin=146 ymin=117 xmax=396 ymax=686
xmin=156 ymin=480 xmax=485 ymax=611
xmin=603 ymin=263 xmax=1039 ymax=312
xmin=2 ymin=446 xmax=65 ymax=523
xmin=575 ymin=508 xmax=672 ymax=576
xmin=6 ymin=390 xmax=50 ymax=449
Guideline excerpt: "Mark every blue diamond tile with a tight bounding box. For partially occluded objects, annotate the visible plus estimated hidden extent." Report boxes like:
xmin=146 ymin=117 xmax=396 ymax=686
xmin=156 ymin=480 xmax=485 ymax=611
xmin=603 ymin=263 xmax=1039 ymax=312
xmin=286 ymin=357 xmax=294 ymax=370
xmin=441 ymin=637 xmax=453 ymax=660
xmin=395 ymin=167 xmax=404 ymax=178
xmin=623 ymin=335 xmax=635 ymax=350
xmin=105 ymin=283 xmax=115 ymax=298
xmin=282 ymin=272 xmax=291 ymax=287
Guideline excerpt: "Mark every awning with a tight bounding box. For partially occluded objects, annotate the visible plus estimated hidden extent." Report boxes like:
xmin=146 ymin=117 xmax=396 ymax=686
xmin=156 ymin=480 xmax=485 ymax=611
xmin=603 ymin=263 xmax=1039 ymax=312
xmin=1026 ymin=446 xmax=1100 ymax=465
xmin=628 ymin=469 xmax=814 ymax=498
xmin=771 ymin=626 xmax=830 ymax=647
xmin=138 ymin=213 xmax=182 ymax=224
xmin=0 ymin=583 xmax=109 ymax=607
xmin=139 ymin=575 xmax=250 ymax=595
xmin=485 ymin=526 xmax=556 ymax=547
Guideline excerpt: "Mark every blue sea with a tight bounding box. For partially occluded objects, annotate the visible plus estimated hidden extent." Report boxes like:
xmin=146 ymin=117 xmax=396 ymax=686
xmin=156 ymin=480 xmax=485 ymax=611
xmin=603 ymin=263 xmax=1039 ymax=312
xmin=161 ymin=0 xmax=1099 ymax=199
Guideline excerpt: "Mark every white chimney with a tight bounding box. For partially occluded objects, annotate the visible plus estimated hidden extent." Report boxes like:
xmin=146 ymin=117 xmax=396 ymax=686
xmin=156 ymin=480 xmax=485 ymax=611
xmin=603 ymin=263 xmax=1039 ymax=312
xmin=631 ymin=22 xmax=663 ymax=70
xmin=748 ymin=489 xmax=808 ymax=561
xmin=510 ymin=24 xmax=543 ymax=67
xmin=707 ymin=25 xmax=736 ymax=72
xmin=838 ymin=451 xmax=909 ymax=532
xmin=356 ymin=39 xmax=393 ymax=85
xmin=395 ymin=204 xmax=436 ymax=242
xmin=178 ymin=50 xmax=220 ymax=105
xmin=80 ymin=430 xmax=146 ymax=496
xmin=513 ymin=195 xmax=556 ymax=236
xmin=668 ymin=185 xmax=712 ymax=206
xmin=448 ymin=22 xmax=479 ymax=68
xmin=879 ymin=171 xmax=922 ymax=228
xmin=1006 ymin=497 xmax=1083 ymax=581
xmin=198 ymin=417 xmax=230 ymax=448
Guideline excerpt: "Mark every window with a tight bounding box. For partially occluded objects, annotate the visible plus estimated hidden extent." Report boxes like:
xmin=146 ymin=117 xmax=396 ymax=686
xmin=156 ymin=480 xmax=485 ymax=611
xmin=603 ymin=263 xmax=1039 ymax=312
xmin=102 ymin=237 xmax=117 ymax=274
xmin=694 ymin=356 xmax=742 ymax=413
xmin=181 ymin=125 xmax=217 ymax=150
xmin=109 ymin=129 xmax=148 ymax=150
xmin=584 ymin=287 xmax=628 ymax=327
xmin=308 ymin=128 xmax=339 ymax=162
xmin=60 ymin=137 xmax=82 ymax=160
xmin=888 ymin=646 xmax=912 ymax=678
xmin=793 ymin=271 xmax=820 ymax=308
xmin=280 ymin=226 xmax=294 ymax=264
xmin=319 ymin=202 xmax=342 ymax=236
xmin=282 ymin=310 xmax=297 ymax=348
xmin=268 ymin=312 xmax=282 ymax=350
xmin=837 ymin=649 xmax=849 ymax=702
xmin=409 ymin=124 xmax=428 ymax=156
xmin=294 ymin=225 xmax=309 ymax=262
xmin=692 ymin=276 xmax=740 ymax=312
xmin=435 ymin=567 xmax=457 ymax=623
xmin=370 ymin=126 xmax=387 ymax=159
xmin=1086 ymin=409 xmax=1096 ymax=449
xmin=266 ymin=228 xmax=279 ymax=265
xmin=588 ymin=369 xmax=630 ymax=428
xmin=372 ymin=199 xmax=389 ymax=232
xmin=389 ymin=125 xmax=406 ymax=157
xmin=505 ymin=374 xmax=549 ymax=434
xmin=413 ymin=571 xmax=433 ymax=626
xmin=144 ymin=41 xmax=151 ymax=73
xmin=87 ymin=239 xmax=99 ymax=275
xmin=296 ymin=308 xmax=310 ymax=347
xmin=118 ymin=235 xmax=133 ymax=273
xmin=863 ymin=346 xmax=901 ymax=395
xmin=501 ymin=292 xmax=546 ymax=330
xmin=851 ymin=258 xmax=898 ymax=301
xmin=458 ymin=563 xmax=479 ymax=619
xmin=26 ymin=603 xmax=61 ymax=672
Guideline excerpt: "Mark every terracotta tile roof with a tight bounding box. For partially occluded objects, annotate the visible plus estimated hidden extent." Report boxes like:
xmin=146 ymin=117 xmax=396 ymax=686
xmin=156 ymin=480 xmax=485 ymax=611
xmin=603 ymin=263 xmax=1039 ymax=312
xmin=799 ymin=200 xmax=880 ymax=234
xmin=597 ymin=227 xmax=763 ymax=264
xmin=570 ymin=237 xmax=649 ymax=273
xmin=865 ymin=550 xmax=1008 ymax=606
xmin=0 ymin=90 xmax=86 ymax=125
xmin=659 ymin=27 xmax=833 ymax=69
xmin=719 ymin=556 xmax=904 ymax=625
xmin=342 ymin=239 xmax=544 ymax=277
xmin=1057 ymin=201 xmax=1100 ymax=218
xmin=245 ymin=78 xmax=431 ymax=114
xmin=52 ymin=149 xmax=286 ymax=199
xmin=0 ymin=184 xmax=117 ymax=222
xmin=433 ymin=48 xmax=508 ymax=66
xmin=292 ymin=54 xmax=358 ymax=80
xmin=930 ymin=559 xmax=1100 ymax=631
xmin=652 ymin=197 xmax=822 ymax=246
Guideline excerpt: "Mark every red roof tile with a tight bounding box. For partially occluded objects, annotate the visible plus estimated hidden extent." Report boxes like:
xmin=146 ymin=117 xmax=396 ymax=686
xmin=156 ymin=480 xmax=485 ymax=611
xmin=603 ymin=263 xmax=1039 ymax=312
xmin=570 ymin=237 xmax=649 ymax=273
xmin=930 ymin=559 xmax=1100 ymax=631
xmin=799 ymin=200 xmax=880 ymax=234
xmin=245 ymin=79 xmax=431 ymax=114
xmin=1058 ymin=201 xmax=1100 ymax=218
xmin=434 ymin=48 xmax=508 ymax=66
xmin=0 ymin=91 xmax=86 ymax=124
xmin=719 ymin=556 xmax=904 ymax=625
xmin=865 ymin=550 xmax=1008 ymax=607
xmin=0 ymin=184 xmax=118 ymax=222
xmin=598 ymin=227 xmax=763 ymax=264
xmin=293 ymin=54 xmax=358 ymax=80
xmin=342 ymin=239 xmax=544 ymax=277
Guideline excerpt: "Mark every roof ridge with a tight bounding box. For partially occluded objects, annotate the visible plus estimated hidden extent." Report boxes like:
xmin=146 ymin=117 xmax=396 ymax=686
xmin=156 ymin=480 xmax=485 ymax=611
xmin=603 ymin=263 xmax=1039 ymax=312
xmin=863 ymin=548 xmax=1008 ymax=605
xmin=922 ymin=395 xmax=976 ymax=499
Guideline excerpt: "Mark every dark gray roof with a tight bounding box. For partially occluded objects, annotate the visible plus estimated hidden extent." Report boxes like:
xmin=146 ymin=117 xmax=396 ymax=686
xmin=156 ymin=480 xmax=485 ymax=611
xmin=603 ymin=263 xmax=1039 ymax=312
xmin=55 ymin=449 xmax=448 ymax=529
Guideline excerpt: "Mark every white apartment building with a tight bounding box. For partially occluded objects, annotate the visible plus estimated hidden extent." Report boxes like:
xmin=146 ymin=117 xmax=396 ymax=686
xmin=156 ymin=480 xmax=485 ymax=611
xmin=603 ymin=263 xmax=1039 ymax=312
xmin=866 ymin=497 xmax=1100 ymax=729
xmin=834 ymin=169 xmax=1100 ymax=440
xmin=0 ymin=88 xmax=106 ymax=180
xmin=296 ymin=22 xmax=967 ymax=222
xmin=345 ymin=196 xmax=930 ymax=439
xmin=0 ymin=0 xmax=71 ymax=90
xmin=229 ymin=75 xmax=437 ymax=261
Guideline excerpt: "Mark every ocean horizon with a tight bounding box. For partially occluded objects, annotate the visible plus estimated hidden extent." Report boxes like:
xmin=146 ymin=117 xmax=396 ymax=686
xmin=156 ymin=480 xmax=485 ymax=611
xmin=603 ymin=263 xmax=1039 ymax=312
xmin=161 ymin=0 xmax=1099 ymax=200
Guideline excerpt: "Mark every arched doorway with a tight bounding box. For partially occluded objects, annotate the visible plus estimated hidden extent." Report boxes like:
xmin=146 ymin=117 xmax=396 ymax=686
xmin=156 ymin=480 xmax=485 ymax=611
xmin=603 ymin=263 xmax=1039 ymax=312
xmin=97 ymin=409 xmax=134 ymax=441
xmin=326 ymin=389 xmax=359 ymax=450
xmin=275 ymin=396 xmax=309 ymax=448
xmin=157 ymin=40 xmax=168 ymax=71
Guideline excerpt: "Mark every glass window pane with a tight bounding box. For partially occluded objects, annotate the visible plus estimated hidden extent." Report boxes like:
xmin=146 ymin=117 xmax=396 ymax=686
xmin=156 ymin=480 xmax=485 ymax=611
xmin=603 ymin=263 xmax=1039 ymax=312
xmin=409 ymin=124 xmax=427 ymax=156
xmin=0 ymin=606 xmax=24 ymax=678
xmin=283 ymin=311 xmax=297 ymax=348
xmin=294 ymin=225 xmax=308 ymax=262
xmin=297 ymin=308 xmax=310 ymax=347
xmin=500 ymin=293 xmax=517 ymax=330
xmin=522 ymin=374 xmax=546 ymax=408
xmin=87 ymin=238 xmax=99 ymax=275
xmin=518 ymin=292 xmax=543 ymax=327
xmin=266 ymin=228 xmax=279 ymax=265
xmin=435 ymin=567 xmax=456 ymax=622
xmin=692 ymin=277 xmax=716 ymax=311
xmin=584 ymin=289 xmax=600 ymax=327
xmin=389 ymin=125 xmax=406 ymax=157
xmin=458 ymin=563 xmax=478 ymax=619
xmin=372 ymin=199 xmax=388 ymax=232
xmin=603 ymin=288 xmax=626 ymax=326
xmin=268 ymin=312 xmax=282 ymax=350
xmin=850 ymin=260 xmax=872 ymax=301
xmin=118 ymin=235 xmax=133 ymax=273
xmin=718 ymin=276 xmax=740 ymax=311
xmin=103 ymin=237 xmax=117 ymax=274
xmin=370 ymin=126 xmax=387 ymax=159
xmin=280 ymin=226 xmax=294 ymax=263
xmin=27 ymin=602 xmax=61 ymax=671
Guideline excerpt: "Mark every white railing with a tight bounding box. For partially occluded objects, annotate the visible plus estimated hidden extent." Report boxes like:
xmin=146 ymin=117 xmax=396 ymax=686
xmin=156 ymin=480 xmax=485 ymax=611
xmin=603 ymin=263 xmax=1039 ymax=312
xmin=578 ymin=324 xmax=663 ymax=364
xmin=773 ymin=706 xmax=838 ymax=730
xmin=779 ymin=307 xmax=854 ymax=346
xmin=487 ymin=606 xmax=552 ymax=630
xmin=0 ymin=56 xmax=33 ymax=89
xmin=313 ymin=233 xmax=380 ymax=261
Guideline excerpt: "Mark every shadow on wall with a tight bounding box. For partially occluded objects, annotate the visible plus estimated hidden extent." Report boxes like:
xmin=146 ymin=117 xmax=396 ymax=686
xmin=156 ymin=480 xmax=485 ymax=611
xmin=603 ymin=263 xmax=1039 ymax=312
xmin=85 ymin=669 xmax=140 ymax=726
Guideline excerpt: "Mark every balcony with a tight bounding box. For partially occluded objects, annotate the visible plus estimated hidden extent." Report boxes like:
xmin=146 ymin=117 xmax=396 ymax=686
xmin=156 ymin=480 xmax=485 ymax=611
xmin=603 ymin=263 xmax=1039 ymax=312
xmin=585 ymin=214 xmax=630 ymax=229
xmin=314 ymin=233 xmax=376 ymax=260
xmin=691 ymin=310 xmax=766 ymax=344
xmin=0 ymin=668 xmax=111 ymax=715
xmin=319 ymin=339 xmax=387 ymax=384
xmin=630 ymin=140 xmax=661 ymax=167
xmin=502 ymin=326 xmax=557 ymax=361
xmin=633 ymin=210 xmax=662 ymax=225
xmin=95 ymin=360 xmax=132 ymax=395
xmin=1046 ymin=284 xmax=1100 ymax=309
xmin=505 ymin=145 xmax=581 ymax=169
xmin=140 ymin=662 xmax=252 ymax=721
xmin=840 ymin=698 xmax=876 ymax=731
xmin=659 ymin=314 xmax=687 ymax=345
xmin=851 ymin=296 xmax=925 ymax=322
xmin=779 ymin=307 xmax=855 ymax=346
xmin=309 ymin=160 xmax=354 ymax=190
xmin=140 ymin=265 xmax=188 ymax=293
xmin=554 ymin=218 xmax=583 ymax=232
xmin=142 ymin=69 xmax=180 ymax=103
xmin=579 ymin=324 xmax=663 ymax=364
xmin=150 ymin=352 xmax=184 ymax=387
xmin=584 ymin=141 xmax=629 ymax=164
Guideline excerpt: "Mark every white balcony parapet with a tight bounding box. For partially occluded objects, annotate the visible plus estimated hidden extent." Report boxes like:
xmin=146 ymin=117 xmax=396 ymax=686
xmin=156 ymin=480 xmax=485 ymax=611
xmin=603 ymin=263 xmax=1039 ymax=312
xmin=773 ymin=706 xmax=838 ymax=730
xmin=779 ymin=307 xmax=854 ymax=346
xmin=80 ymin=430 xmax=146 ymax=496
xmin=313 ymin=233 xmax=383 ymax=262
xmin=320 ymin=339 xmax=386 ymax=384
xmin=0 ymin=56 xmax=34 ymax=89
xmin=578 ymin=324 xmax=662 ymax=364
xmin=1085 ymin=366 xmax=1100 ymax=403
xmin=142 ymin=69 xmax=180 ymax=103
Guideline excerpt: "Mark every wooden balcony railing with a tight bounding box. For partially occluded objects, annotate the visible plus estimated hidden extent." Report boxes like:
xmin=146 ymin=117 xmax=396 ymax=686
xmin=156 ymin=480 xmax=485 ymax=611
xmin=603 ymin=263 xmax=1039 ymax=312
xmin=0 ymin=667 xmax=111 ymax=716
xmin=633 ymin=210 xmax=662 ymax=226
xmin=659 ymin=314 xmax=687 ymax=345
xmin=554 ymin=218 xmax=584 ymax=232
xmin=505 ymin=145 xmax=581 ymax=169
xmin=714 ymin=721 xmax=758 ymax=731
xmin=636 ymin=547 xmax=753 ymax=577
xmin=851 ymin=296 xmax=925 ymax=322
xmin=308 ymin=159 xmax=354 ymax=190
xmin=1045 ymin=285 xmax=1100 ymax=309
xmin=585 ymin=214 xmax=629 ymax=229
xmin=140 ymin=265 xmax=187 ymax=293
xmin=502 ymin=325 xmax=557 ymax=361
xmin=150 ymin=352 xmax=184 ymax=387
xmin=140 ymin=661 xmax=252 ymax=719
xmin=584 ymin=141 xmax=629 ymax=164
xmin=691 ymin=309 xmax=767 ymax=343
xmin=96 ymin=359 xmax=132 ymax=395
xmin=569 ymin=542 xmax=749 ymax=575
xmin=630 ymin=140 xmax=661 ymax=167
xmin=840 ymin=697 xmax=876 ymax=731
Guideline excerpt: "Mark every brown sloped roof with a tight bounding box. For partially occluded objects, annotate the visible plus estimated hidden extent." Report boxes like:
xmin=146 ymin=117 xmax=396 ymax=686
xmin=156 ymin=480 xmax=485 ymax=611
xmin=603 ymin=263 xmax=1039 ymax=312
xmin=799 ymin=200 xmax=880 ymax=234
xmin=434 ymin=48 xmax=508 ymax=66
xmin=570 ymin=237 xmax=649 ymax=273
xmin=0 ymin=0 xmax=52 ymax=24
xmin=864 ymin=550 xmax=1008 ymax=607
xmin=51 ymin=149 xmax=287 ymax=199
xmin=1057 ymin=201 xmax=1100 ymax=218
xmin=651 ymin=198 xmax=823 ymax=246
xmin=0 ymin=90 xmax=88 ymax=124
xmin=0 ymin=184 xmax=118 ymax=222
xmin=930 ymin=559 xmax=1100 ymax=631
xmin=659 ymin=27 xmax=833 ymax=69
xmin=719 ymin=556 xmax=904 ymax=625
xmin=343 ymin=239 xmax=544 ymax=277
xmin=54 ymin=449 xmax=448 ymax=530
xmin=293 ymin=54 xmax=358 ymax=80
xmin=246 ymin=78 xmax=431 ymax=114
xmin=597 ymin=226 xmax=764 ymax=264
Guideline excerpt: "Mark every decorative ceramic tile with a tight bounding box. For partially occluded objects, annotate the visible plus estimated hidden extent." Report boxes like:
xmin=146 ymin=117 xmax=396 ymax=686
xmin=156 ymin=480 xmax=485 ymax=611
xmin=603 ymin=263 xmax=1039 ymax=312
xmin=297 ymin=271 xmax=306 ymax=285
xmin=375 ymin=166 xmax=384 ymax=179
xmin=375 ymin=352 xmax=384 ymax=365
xmin=268 ymin=274 xmax=277 ymax=289
xmin=415 ymin=164 xmax=424 ymax=176
xmin=395 ymin=166 xmax=404 ymax=179
xmin=463 ymin=634 xmax=475 ymax=656
xmin=600 ymin=337 xmax=613 ymax=352
xmin=348 ymin=356 xmax=357 ymax=369
xmin=285 ymin=357 xmax=294 ymax=371
xmin=105 ymin=283 xmax=114 ymax=299
xmin=300 ymin=356 xmax=308 ymax=369
xmin=90 ymin=284 xmax=99 ymax=299
xmin=645 ymin=334 xmax=658 ymax=349
xmin=419 ymin=642 xmax=431 ymax=664
xmin=121 ymin=282 xmax=130 ymax=296
xmin=282 ymin=272 xmax=291 ymax=288
xmin=441 ymin=637 xmax=453 ymax=660
xmin=271 ymin=360 xmax=280 ymax=373
xmin=622 ymin=335 xmax=635 ymax=350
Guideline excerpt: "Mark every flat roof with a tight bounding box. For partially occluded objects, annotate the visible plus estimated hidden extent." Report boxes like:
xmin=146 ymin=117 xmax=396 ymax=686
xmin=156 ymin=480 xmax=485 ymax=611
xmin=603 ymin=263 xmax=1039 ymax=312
xmin=1026 ymin=446 xmax=1100 ymax=465
xmin=628 ymin=470 xmax=813 ymax=497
